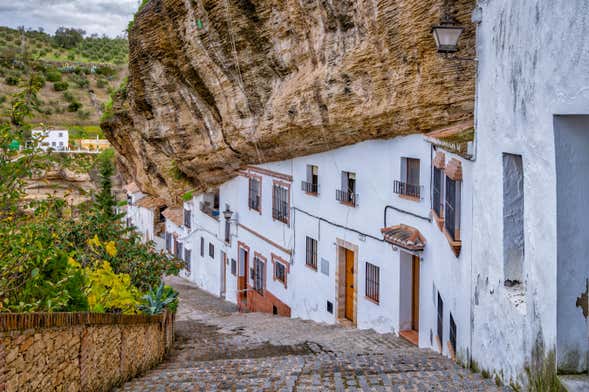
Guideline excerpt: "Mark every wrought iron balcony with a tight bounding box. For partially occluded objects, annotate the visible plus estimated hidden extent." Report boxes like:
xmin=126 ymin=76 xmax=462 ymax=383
xmin=200 ymin=201 xmax=220 ymax=220
xmin=301 ymin=180 xmax=318 ymax=194
xmin=393 ymin=180 xmax=423 ymax=199
xmin=336 ymin=189 xmax=358 ymax=207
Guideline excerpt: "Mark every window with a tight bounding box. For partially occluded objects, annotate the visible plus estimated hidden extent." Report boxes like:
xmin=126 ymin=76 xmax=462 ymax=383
xmin=184 ymin=208 xmax=191 ymax=229
xmin=433 ymin=167 xmax=444 ymax=218
xmin=302 ymin=165 xmax=319 ymax=194
xmin=437 ymin=293 xmax=444 ymax=345
xmin=175 ymin=240 xmax=183 ymax=260
xmin=200 ymin=237 xmax=205 ymax=257
xmin=165 ymin=232 xmax=172 ymax=252
xmin=253 ymin=256 xmax=265 ymax=295
xmin=365 ymin=262 xmax=380 ymax=303
xmin=231 ymin=259 xmax=237 ymax=276
xmin=503 ymin=153 xmax=524 ymax=287
xmin=305 ymin=236 xmax=318 ymax=269
xmin=274 ymin=261 xmax=286 ymax=285
xmin=395 ymin=158 xmax=421 ymax=199
xmin=444 ymin=176 xmax=461 ymax=241
xmin=209 ymin=243 xmax=214 ymax=258
xmin=51 ymin=141 xmax=56 ymax=146
xmin=336 ymin=171 xmax=357 ymax=206
xmin=248 ymin=177 xmax=261 ymax=212
xmin=449 ymin=313 xmax=457 ymax=355
xmin=158 ymin=206 xmax=166 ymax=223
xmin=184 ymin=249 xmax=191 ymax=272
xmin=272 ymin=183 xmax=289 ymax=224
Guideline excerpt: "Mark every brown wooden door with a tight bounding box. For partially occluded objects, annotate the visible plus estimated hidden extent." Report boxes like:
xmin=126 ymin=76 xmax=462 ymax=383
xmin=238 ymin=247 xmax=248 ymax=302
xmin=411 ymin=255 xmax=420 ymax=331
xmin=345 ymin=249 xmax=355 ymax=321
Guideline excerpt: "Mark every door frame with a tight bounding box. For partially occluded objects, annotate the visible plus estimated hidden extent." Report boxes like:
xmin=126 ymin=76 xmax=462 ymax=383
xmin=336 ymin=238 xmax=358 ymax=326
xmin=411 ymin=255 xmax=420 ymax=332
xmin=237 ymin=242 xmax=250 ymax=304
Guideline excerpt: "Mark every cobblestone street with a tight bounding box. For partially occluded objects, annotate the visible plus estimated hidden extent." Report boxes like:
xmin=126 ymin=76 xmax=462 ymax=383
xmin=118 ymin=277 xmax=506 ymax=391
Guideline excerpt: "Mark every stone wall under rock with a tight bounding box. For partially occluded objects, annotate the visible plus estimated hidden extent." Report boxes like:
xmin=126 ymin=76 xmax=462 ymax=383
xmin=0 ymin=312 xmax=174 ymax=392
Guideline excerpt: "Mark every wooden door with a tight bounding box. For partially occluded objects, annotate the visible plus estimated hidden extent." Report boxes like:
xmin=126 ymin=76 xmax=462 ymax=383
xmin=411 ymin=255 xmax=420 ymax=331
xmin=238 ymin=247 xmax=248 ymax=302
xmin=345 ymin=249 xmax=355 ymax=321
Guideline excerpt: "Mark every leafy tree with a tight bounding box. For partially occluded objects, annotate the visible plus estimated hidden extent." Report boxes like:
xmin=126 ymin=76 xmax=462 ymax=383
xmin=95 ymin=148 xmax=116 ymax=220
xmin=53 ymin=27 xmax=85 ymax=49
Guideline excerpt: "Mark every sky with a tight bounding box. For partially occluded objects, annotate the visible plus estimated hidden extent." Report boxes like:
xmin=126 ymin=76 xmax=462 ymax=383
xmin=0 ymin=0 xmax=139 ymax=37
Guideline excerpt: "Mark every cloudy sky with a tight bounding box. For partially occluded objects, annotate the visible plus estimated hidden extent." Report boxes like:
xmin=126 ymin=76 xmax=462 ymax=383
xmin=0 ymin=0 xmax=139 ymax=37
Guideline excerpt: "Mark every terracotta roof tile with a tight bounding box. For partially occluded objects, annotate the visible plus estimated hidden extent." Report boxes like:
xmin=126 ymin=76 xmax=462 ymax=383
xmin=135 ymin=196 xmax=167 ymax=209
xmin=162 ymin=207 xmax=183 ymax=226
xmin=381 ymin=224 xmax=426 ymax=251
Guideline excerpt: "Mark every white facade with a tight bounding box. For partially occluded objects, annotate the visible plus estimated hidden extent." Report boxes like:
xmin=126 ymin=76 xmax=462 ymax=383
xmin=32 ymin=129 xmax=69 ymax=151
xmin=129 ymin=133 xmax=474 ymax=364
xmin=471 ymin=0 xmax=589 ymax=385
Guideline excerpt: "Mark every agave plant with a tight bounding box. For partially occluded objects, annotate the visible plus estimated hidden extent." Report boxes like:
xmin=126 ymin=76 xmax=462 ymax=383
xmin=139 ymin=283 xmax=178 ymax=315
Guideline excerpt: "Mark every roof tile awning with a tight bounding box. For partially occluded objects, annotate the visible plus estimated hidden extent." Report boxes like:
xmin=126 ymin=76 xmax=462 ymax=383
xmin=424 ymin=120 xmax=474 ymax=158
xmin=381 ymin=224 xmax=426 ymax=251
xmin=162 ymin=207 xmax=183 ymax=227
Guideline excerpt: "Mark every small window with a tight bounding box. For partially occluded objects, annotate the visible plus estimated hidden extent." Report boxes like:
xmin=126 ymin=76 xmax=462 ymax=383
xmin=184 ymin=249 xmax=191 ymax=272
xmin=395 ymin=158 xmax=421 ymax=199
xmin=184 ymin=208 xmax=191 ymax=229
xmin=444 ymin=177 xmax=461 ymax=241
xmin=158 ymin=206 xmax=166 ymax=223
xmin=320 ymin=258 xmax=329 ymax=276
xmin=165 ymin=232 xmax=172 ymax=252
xmin=248 ymin=177 xmax=261 ymax=212
xmin=449 ymin=313 xmax=457 ymax=355
xmin=253 ymin=256 xmax=265 ymax=295
xmin=326 ymin=300 xmax=333 ymax=314
xmin=231 ymin=258 xmax=237 ymax=276
xmin=305 ymin=236 xmax=318 ymax=269
xmin=175 ymin=240 xmax=183 ymax=260
xmin=433 ymin=167 xmax=444 ymax=218
xmin=58 ymin=132 xmax=63 ymax=137
xmin=302 ymin=165 xmax=319 ymax=194
xmin=274 ymin=261 xmax=286 ymax=285
xmin=272 ymin=183 xmax=289 ymax=224
xmin=337 ymin=171 xmax=357 ymax=206
xmin=365 ymin=262 xmax=380 ymax=303
xmin=209 ymin=243 xmax=214 ymax=258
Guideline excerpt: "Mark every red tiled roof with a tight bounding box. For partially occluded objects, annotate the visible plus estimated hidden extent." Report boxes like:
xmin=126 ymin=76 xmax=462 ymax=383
xmin=381 ymin=224 xmax=426 ymax=251
xmin=162 ymin=207 xmax=183 ymax=226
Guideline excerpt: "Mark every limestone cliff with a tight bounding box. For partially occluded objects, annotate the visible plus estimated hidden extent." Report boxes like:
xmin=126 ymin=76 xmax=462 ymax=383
xmin=102 ymin=0 xmax=476 ymax=203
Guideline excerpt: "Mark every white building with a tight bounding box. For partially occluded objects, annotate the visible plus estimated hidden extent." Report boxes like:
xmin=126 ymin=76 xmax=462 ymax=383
xmin=32 ymin=129 xmax=69 ymax=151
xmin=470 ymin=0 xmax=589 ymax=386
xmin=125 ymin=182 xmax=167 ymax=250
xmin=128 ymin=131 xmax=475 ymax=364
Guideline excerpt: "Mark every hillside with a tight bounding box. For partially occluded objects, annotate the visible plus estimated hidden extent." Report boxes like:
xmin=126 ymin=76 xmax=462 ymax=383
xmin=102 ymin=0 xmax=476 ymax=203
xmin=0 ymin=26 xmax=128 ymax=128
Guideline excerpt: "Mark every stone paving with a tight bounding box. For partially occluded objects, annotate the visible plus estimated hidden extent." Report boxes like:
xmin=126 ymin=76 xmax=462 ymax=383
xmin=117 ymin=277 xmax=508 ymax=391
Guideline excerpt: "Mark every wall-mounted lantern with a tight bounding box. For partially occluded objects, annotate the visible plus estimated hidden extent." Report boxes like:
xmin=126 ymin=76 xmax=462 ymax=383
xmin=223 ymin=205 xmax=233 ymax=243
xmin=431 ymin=16 xmax=464 ymax=53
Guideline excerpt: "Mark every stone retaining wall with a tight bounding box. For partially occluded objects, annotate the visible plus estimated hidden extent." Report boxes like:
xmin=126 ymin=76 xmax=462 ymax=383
xmin=0 ymin=312 xmax=174 ymax=392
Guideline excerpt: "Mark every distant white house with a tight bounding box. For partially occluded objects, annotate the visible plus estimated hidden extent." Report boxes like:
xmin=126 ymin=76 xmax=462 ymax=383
xmin=32 ymin=129 xmax=69 ymax=151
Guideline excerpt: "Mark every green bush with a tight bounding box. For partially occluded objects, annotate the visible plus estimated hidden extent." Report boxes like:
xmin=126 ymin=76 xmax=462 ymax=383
xmin=139 ymin=283 xmax=178 ymax=315
xmin=96 ymin=78 xmax=108 ymax=88
xmin=63 ymin=91 xmax=75 ymax=102
xmin=67 ymin=101 xmax=82 ymax=112
xmin=5 ymin=75 xmax=19 ymax=86
xmin=53 ymin=81 xmax=69 ymax=91
xmin=45 ymin=70 xmax=62 ymax=82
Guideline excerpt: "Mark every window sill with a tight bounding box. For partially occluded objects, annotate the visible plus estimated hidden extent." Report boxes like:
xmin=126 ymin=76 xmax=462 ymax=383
xmin=305 ymin=263 xmax=318 ymax=272
xmin=431 ymin=209 xmax=445 ymax=231
xmin=305 ymin=191 xmax=319 ymax=197
xmin=365 ymin=296 xmax=380 ymax=305
xmin=399 ymin=194 xmax=420 ymax=202
xmin=442 ymin=227 xmax=462 ymax=257
xmin=339 ymin=200 xmax=356 ymax=208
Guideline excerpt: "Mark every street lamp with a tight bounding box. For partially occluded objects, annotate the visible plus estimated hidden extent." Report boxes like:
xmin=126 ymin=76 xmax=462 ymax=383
xmin=223 ymin=206 xmax=233 ymax=243
xmin=431 ymin=16 xmax=464 ymax=53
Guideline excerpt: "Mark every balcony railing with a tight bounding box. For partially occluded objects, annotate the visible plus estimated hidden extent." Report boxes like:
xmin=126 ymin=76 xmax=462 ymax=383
xmin=200 ymin=202 xmax=220 ymax=220
xmin=301 ymin=180 xmax=318 ymax=194
xmin=393 ymin=180 xmax=422 ymax=199
xmin=336 ymin=189 xmax=358 ymax=207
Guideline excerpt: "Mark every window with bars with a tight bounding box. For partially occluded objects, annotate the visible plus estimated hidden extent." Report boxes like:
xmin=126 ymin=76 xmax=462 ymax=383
xmin=302 ymin=165 xmax=319 ymax=194
xmin=433 ymin=167 xmax=443 ymax=218
xmin=305 ymin=237 xmax=318 ymax=269
xmin=175 ymin=240 xmax=183 ymax=260
xmin=209 ymin=243 xmax=215 ymax=259
xmin=449 ymin=313 xmax=457 ymax=355
xmin=444 ymin=177 xmax=461 ymax=241
xmin=165 ymin=232 xmax=172 ymax=252
xmin=248 ymin=177 xmax=261 ymax=211
xmin=184 ymin=209 xmax=191 ymax=228
xmin=200 ymin=237 xmax=204 ymax=257
xmin=253 ymin=257 xmax=265 ymax=295
xmin=337 ymin=171 xmax=357 ymax=206
xmin=365 ymin=262 xmax=380 ymax=303
xmin=274 ymin=261 xmax=286 ymax=285
xmin=184 ymin=249 xmax=191 ymax=272
xmin=272 ymin=184 xmax=289 ymax=224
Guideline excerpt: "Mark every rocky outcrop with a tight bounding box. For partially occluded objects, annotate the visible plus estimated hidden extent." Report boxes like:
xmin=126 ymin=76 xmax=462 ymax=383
xmin=103 ymin=0 xmax=476 ymax=203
